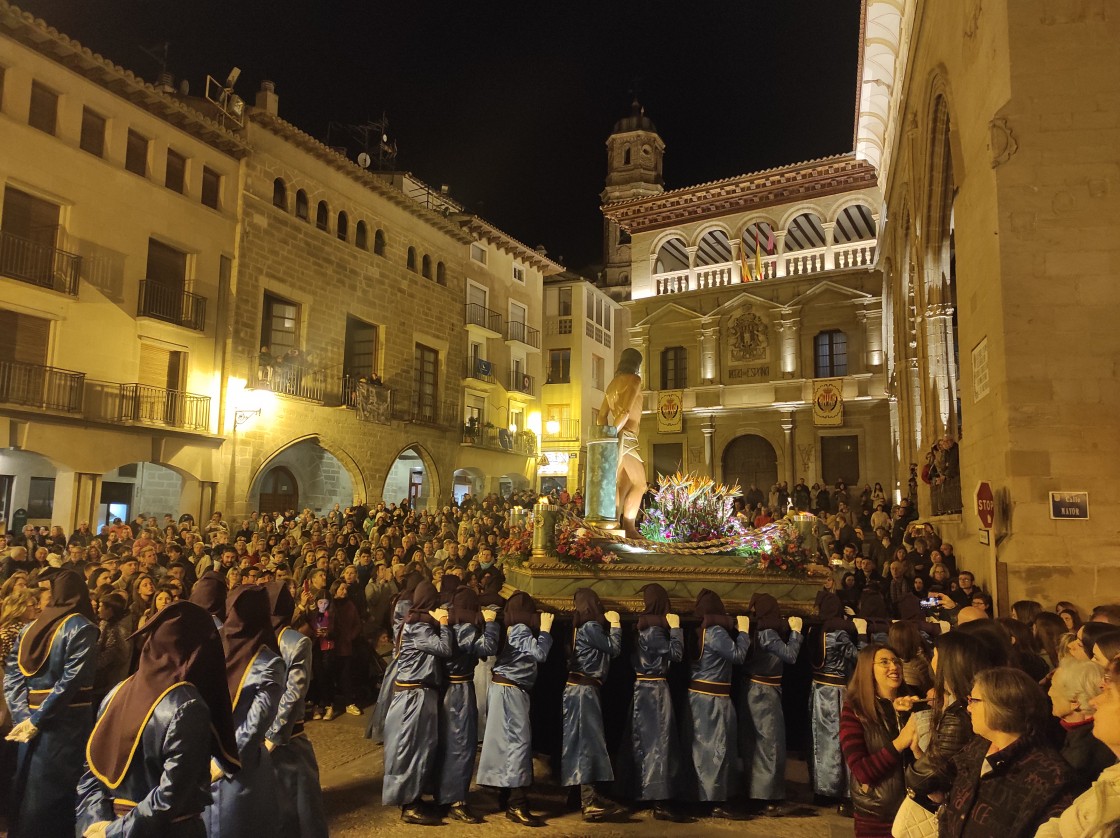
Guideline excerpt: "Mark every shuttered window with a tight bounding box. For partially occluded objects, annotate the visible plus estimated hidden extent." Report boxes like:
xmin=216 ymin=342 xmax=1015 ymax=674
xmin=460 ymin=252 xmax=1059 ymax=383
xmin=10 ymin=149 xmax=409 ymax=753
xmin=80 ymin=108 xmax=106 ymax=157
xmin=138 ymin=343 xmax=182 ymax=390
xmin=28 ymin=82 xmax=57 ymax=135
xmin=0 ymin=309 xmax=49 ymax=364
xmin=126 ymin=130 xmax=149 ymax=176
xmin=165 ymin=149 xmax=186 ymax=193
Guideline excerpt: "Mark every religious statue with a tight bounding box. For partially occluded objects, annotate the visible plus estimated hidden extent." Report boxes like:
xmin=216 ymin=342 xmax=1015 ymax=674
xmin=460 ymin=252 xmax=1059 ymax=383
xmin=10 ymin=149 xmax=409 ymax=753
xmin=597 ymin=348 xmax=645 ymax=538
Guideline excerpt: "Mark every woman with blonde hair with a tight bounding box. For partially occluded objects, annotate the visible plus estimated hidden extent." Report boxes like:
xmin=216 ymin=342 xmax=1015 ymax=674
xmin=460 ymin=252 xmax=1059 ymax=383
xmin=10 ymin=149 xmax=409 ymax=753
xmin=0 ymin=572 xmax=28 ymax=598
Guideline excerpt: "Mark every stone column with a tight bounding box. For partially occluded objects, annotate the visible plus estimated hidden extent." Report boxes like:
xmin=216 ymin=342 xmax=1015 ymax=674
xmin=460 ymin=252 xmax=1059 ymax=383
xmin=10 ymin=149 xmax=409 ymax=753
xmin=856 ymin=305 xmax=884 ymax=371
xmin=628 ymin=324 xmax=650 ymax=382
xmin=686 ymin=245 xmax=698 ymax=291
xmin=781 ymin=412 xmax=796 ymax=489
xmin=774 ymin=230 xmax=788 ymax=277
xmin=822 ymin=221 xmax=837 ymax=270
xmin=774 ymin=312 xmax=801 ymax=379
xmin=923 ymin=303 xmax=955 ymax=438
xmin=702 ymin=421 xmax=716 ymax=478
xmin=699 ymin=319 xmax=719 ymax=383
xmin=730 ymin=238 xmax=744 ymax=284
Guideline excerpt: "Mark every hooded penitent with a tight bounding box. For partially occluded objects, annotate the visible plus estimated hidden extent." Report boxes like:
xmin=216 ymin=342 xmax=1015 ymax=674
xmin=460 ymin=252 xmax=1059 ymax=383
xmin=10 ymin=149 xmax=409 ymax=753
xmin=86 ymin=601 xmax=240 ymax=788
xmin=749 ymin=592 xmax=789 ymax=641
xmin=221 ymin=585 xmax=280 ymax=706
xmin=637 ymin=583 xmax=671 ymax=632
xmin=503 ymin=591 xmax=540 ymax=632
xmin=405 ymin=581 xmax=441 ymax=629
xmin=265 ymin=581 xmax=295 ymax=631
xmin=189 ymin=571 xmax=228 ymax=619
xmin=694 ymin=588 xmax=736 ymax=641
xmin=572 ymin=588 xmax=607 ymax=629
xmin=18 ymin=569 xmax=95 ymax=675
xmin=858 ymin=589 xmax=892 ymax=636
xmin=449 ymin=586 xmax=484 ymax=631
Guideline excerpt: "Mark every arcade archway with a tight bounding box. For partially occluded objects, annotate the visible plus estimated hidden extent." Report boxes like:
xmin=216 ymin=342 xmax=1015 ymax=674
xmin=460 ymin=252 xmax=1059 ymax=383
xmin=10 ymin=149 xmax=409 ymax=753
xmin=721 ymin=435 xmax=778 ymax=496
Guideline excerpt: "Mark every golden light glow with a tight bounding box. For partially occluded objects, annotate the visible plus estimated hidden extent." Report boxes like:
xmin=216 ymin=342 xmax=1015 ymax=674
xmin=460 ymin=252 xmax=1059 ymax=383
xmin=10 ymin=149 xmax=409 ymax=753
xmin=545 ymin=419 xmax=560 ymax=435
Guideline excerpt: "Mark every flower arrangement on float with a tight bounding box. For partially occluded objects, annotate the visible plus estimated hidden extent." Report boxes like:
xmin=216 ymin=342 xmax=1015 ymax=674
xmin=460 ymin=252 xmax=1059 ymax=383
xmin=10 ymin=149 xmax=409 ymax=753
xmin=554 ymin=519 xmax=610 ymax=566
xmin=638 ymin=471 xmax=812 ymax=576
xmin=498 ymin=525 xmax=533 ymax=567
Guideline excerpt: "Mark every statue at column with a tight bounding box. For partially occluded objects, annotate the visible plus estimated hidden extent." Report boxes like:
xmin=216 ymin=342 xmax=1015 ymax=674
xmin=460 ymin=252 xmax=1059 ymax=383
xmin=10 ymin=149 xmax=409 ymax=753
xmin=597 ymin=348 xmax=645 ymax=538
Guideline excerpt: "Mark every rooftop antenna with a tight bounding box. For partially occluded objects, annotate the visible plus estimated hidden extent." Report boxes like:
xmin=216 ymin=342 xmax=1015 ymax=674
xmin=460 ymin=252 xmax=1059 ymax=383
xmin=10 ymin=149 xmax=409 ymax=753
xmin=327 ymin=114 xmax=398 ymax=170
xmin=140 ymin=41 xmax=175 ymax=94
xmin=204 ymin=66 xmax=245 ymax=128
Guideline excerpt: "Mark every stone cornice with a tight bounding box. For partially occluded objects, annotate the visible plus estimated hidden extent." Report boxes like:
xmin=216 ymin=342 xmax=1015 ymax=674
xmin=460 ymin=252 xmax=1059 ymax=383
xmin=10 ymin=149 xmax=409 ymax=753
xmin=0 ymin=1 xmax=249 ymax=159
xmin=452 ymin=214 xmax=565 ymax=274
xmin=602 ymin=154 xmax=878 ymax=234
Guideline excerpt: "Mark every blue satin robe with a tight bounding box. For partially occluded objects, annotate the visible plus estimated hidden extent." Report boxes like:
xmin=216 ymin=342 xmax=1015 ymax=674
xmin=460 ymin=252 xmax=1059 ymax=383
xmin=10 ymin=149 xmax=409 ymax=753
xmin=740 ymin=628 xmax=803 ymax=800
xmin=560 ymin=621 xmax=622 ymax=786
xmin=809 ymin=629 xmax=860 ymax=797
xmin=203 ymin=648 xmax=285 ymax=838
xmin=381 ymin=621 xmax=453 ymax=806
xmin=267 ymin=627 xmax=328 ymax=838
xmin=476 ymin=624 xmax=553 ymax=788
xmin=76 ymin=682 xmax=213 ymax=837
xmin=679 ymin=625 xmax=750 ymax=802
xmin=437 ymin=621 xmax=500 ymax=804
xmin=622 ymin=624 xmax=684 ymax=801
xmin=3 ymin=614 xmax=98 ymax=838
xmin=365 ymin=597 xmax=411 ymax=743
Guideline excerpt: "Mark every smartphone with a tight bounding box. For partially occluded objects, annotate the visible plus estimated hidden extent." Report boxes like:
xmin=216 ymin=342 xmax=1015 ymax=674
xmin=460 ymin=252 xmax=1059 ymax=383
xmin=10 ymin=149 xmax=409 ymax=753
xmin=909 ymin=700 xmax=931 ymax=712
xmin=921 ymin=597 xmax=940 ymax=608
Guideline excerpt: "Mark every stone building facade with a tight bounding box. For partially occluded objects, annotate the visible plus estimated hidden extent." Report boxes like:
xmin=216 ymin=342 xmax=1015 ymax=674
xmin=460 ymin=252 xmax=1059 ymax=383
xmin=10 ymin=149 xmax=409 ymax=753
xmin=857 ymin=0 xmax=1120 ymax=606
xmin=0 ymin=4 xmax=244 ymax=531
xmin=604 ymin=153 xmax=891 ymax=495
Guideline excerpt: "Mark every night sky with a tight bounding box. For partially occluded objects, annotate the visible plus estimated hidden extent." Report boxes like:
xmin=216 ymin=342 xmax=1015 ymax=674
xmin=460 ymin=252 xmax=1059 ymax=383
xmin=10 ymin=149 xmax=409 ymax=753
xmin=20 ymin=0 xmax=861 ymax=271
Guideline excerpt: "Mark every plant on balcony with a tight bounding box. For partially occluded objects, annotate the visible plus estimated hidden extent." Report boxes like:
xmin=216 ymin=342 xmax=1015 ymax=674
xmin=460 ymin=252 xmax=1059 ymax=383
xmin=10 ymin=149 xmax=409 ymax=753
xmin=639 ymin=472 xmax=748 ymax=544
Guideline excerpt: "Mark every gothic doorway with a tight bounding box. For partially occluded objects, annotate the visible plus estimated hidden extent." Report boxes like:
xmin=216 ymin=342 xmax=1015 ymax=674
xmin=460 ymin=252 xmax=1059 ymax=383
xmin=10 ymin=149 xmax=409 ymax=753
xmin=721 ymin=435 xmax=778 ymax=495
xmin=259 ymin=466 xmax=298 ymax=516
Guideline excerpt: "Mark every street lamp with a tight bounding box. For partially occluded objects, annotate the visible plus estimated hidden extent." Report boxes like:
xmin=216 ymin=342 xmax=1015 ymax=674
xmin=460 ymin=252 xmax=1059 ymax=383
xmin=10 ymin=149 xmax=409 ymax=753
xmin=545 ymin=419 xmax=560 ymax=435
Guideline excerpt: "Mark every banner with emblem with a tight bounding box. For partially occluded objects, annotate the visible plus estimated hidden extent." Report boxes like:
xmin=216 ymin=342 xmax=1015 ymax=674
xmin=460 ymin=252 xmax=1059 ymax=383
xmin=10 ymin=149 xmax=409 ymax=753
xmin=657 ymin=390 xmax=684 ymax=433
xmin=813 ymin=379 xmax=844 ymax=426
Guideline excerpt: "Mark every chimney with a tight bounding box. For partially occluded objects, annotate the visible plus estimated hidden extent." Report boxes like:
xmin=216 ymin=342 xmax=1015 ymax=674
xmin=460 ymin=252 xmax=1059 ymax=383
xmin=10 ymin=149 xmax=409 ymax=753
xmin=255 ymin=80 xmax=279 ymax=116
xmin=155 ymin=71 xmax=175 ymax=95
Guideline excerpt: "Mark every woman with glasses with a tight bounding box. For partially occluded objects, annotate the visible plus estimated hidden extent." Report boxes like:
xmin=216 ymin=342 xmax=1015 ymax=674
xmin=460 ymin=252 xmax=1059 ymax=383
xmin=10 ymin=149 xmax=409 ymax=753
xmin=939 ymin=667 xmax=1076 ymax=837
xmin=1037 ymin=655 xmax=1120 ymax=837
xmin=906 ymin=632 xmax=993 ymax=804
xmin=839 ymin=644 xmax=920 ymax=837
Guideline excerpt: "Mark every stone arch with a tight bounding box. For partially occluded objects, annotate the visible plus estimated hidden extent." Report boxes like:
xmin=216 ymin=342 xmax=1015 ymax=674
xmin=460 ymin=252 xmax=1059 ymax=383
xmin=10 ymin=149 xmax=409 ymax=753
xmin=780 ymin=209 xmax=827 ymax=252
xmin=829 ymin=200 xmax=878 ymax=242
xmin=738 ymin=212 xmax=781 ymax=238
xmin=720 ymin=434 xmax=779 ymax=497
xmin=777 ymin=201 xmax=829 ymax=234
xmin=693 ymin=227 xmax=732 ymax=267
xmin=382 ymin=443 xmax=441 ymax=510
xmin=648 ymin=229 xmax=689 ymax=262
xmin=690 ymin=221 xmax=733 ymax=249
xmin=652 ymin=234 xmax=689 ymax=274
xmin=249 ymin=434 xmax=367 ymax=510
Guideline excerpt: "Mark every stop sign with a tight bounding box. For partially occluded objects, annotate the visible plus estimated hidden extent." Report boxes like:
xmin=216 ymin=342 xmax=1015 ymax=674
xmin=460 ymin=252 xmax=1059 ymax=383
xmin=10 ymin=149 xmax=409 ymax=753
xmin=976 ymin=482 xmax=995 ymax=529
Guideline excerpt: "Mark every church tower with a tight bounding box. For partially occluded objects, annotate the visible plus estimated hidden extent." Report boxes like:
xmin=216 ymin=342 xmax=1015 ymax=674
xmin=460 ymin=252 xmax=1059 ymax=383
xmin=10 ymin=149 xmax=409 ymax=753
xmin=599 ymin=101 xmax=664 ymax=302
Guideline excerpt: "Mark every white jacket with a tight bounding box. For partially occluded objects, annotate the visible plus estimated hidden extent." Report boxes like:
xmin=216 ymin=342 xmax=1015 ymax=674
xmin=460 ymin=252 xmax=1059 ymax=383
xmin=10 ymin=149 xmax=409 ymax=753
xmin=1036 ymin=762 xmax=1120 ymax=838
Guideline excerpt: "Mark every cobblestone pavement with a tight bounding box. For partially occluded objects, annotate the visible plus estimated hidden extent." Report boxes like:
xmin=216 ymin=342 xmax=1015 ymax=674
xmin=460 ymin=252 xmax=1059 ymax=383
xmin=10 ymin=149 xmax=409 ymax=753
xmin=309 ymin=711 xmax=856 ymax=837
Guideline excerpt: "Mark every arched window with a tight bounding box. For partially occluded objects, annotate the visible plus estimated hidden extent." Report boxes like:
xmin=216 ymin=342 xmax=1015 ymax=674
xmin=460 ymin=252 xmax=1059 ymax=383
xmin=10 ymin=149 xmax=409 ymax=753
xmin=295 ymin=189 xmax=309 ymax=221
xmin=355 ymin=220 xmax=368 ymax=249
xmin=436 ymin=261 xmax=446 ymax=286
xmin=406 ymin=246 xmax=417 ymax=272
xmin=421 ymin=254 xmax=432 ymax=279
xmin=623 ymin=147 xmax=631 ymax=165
xmin=272 ymin=178 xmax=287 ymax=210
xmin=661 ymin=346 xmax=687 ymax=390
xmin=316 ymin=201 xmax=329 ymax=231
xmin=337 ymin=211 xmax=348 ymax=242
xmin=374 ymin=228 xmax=386 ymax=256
xmin=814 ymin=330 xmax=848 ymax=377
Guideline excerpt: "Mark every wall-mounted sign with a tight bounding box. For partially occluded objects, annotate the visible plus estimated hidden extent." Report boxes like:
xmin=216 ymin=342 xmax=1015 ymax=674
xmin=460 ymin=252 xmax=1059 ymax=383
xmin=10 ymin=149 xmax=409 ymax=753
xmin=972 ymin=337 xmax=990 ymax=403
xmin=537 ymin=451 xmax=571 ymax=476
xmin=1049 ymin=491 xmax=1089 ymax=520
xmin=812 ymin=379 xmax=844 ymax=426
xmin=657 ymin=390 xmax=684 ymax=433
xmin=728 ymin=366 xmax=769 ymax=380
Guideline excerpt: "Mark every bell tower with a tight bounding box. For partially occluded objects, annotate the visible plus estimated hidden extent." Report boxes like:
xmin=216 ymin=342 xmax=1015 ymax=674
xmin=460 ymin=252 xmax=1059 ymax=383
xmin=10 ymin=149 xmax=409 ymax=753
xmin=600 ymin=100 xmax=664 ymax=302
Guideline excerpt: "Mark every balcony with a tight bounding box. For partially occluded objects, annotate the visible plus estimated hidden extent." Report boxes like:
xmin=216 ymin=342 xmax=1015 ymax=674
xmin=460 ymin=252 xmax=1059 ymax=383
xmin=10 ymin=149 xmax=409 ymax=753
xmin=118 ymin=383 xmax=210 ymax=431
xmin=509 ymin=370 xmax=534 ymax=396
xmin=462 ymin=423 xmax=538 ymax=455
xmin=137 ymin=280 xmax=208 ymax=331
xmin=465 ymin=303 xmax=503 ymax=337
xmin=392 ymin=393 xmax=458 ymax=427
xmin=0 ymin=359 xmax=84 ymax=412
xmin=543 ymin=417 xmax=580 ymax=441
xmin=652 ymin=237 xmax=878 ymax=296
xmin=0 ymin=231 xmax=81 ymax=295
xmin=261 ymin=363 xmax=326 ymax=403
xmin=341 ymin=374 xmax=392 ymax=423
xmin=464 ymin=357 xmax=499 ymax=387
xmin=505 ymin=320 xmax=541 ymax=350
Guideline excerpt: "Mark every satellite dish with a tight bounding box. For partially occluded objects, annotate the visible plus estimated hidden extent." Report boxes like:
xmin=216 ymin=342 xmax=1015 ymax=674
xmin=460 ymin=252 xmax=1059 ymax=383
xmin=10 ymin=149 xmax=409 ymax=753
xmin=357 ymin=152 xmax=372 ymax=169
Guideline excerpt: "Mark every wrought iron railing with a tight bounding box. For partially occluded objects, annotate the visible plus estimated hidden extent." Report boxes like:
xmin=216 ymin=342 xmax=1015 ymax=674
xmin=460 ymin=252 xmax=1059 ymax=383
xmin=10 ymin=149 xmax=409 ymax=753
xmin=461 ymin=424 xmax=537 ymax=455
xmin=509 ymin=370 xmax=534 ymax=395
xmin=506 ymin=320 xmax=541 ymax=349
xmin=465 ymin=303 xmax=503 ymax=333
xmin=118 ymin=383 xmax=210 ymax=430
xmin=261 ymin=362 xmax=325 ymax=403
xmin=137 ymin=279 xmax=207 ymax=331
xmin=393 ymin=393 xmax=458 ymax=427
xmin=0 ymin=359 xmax=84 ymax=412
xmin=543 ymin=418 xmax=580 ymax=440
xmin=341 ymin=373 xmax=391 ymax=423
xmin=0 ymin=230 xmax=81 ymax=295
xmin=464 ymin=357 xmax=498 ymax=385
